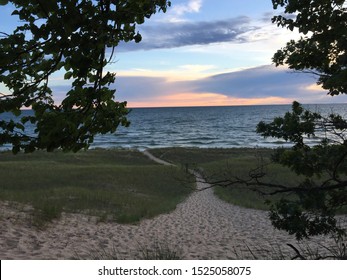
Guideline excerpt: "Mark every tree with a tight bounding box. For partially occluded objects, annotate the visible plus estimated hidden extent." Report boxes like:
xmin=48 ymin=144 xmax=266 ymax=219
xmin=272 ymin=0 xmax=347 ymax=96
xmin=261 ymin=0 xmax=347 ymax=241
xmin=256 ymin=101 xmax=347 ymax=241
xmin=205 ymin=0 xmax=347 ymax=245
xmin=0 ymin=0 xmax=171 ymax=153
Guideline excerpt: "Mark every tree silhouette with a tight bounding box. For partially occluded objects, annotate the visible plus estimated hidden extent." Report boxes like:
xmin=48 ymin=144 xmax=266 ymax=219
xmin=262 ymin=0 xmax=347 ymax=240
xmin=206 ymin=1 xmax=347 ymax=244
xmin=0 ymin=0 xmax=170 ymax=153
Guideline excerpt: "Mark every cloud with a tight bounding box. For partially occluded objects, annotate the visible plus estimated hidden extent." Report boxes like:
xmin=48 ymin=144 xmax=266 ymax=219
xmin=173 ymin=0 xmax=202 ymax=16
xmin=127 ymin=92 xmax=292 ymax=108
xmin=189 ymin=65 xmax=316 ymax=98
xmin=114 ymin=65 xmax=347 ymax=107
xmin=113 ymin=76 xmax=177 ymax=100
xmin=260 ymin=12 xmax=275 ymax=23
xmin=117 ymin=12 xmax=296 ymax=52
xmin=51 ymin=65 xmax=347 ymax=108
xmin=118 ymin=16 xmax=258 ymax=51
xmin=166 ymin=0 xmax=203 ymax=22
xmin=179 ymin=64 xmax=216 ymax=72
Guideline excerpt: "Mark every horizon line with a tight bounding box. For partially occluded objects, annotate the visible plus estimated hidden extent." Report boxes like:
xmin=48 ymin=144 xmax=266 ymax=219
xmin=15 ymin=101 xmax=347 ymax=111
xmin=127 ymin=102 xmax=347 ymax=109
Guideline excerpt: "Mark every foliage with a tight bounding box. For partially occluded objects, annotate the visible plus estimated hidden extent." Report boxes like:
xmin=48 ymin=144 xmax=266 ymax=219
xmin=0 ymin=0 xmax=170 ymax=153
xmin=150 ymin=147 xmax=300 ymax=211
xmin=272 ymin=0 xmax=347 ymax=96
xmin=262 ymin=0 xmax=347 ymax=240
xmin=256 ymin=102 xmax=347 ymax=240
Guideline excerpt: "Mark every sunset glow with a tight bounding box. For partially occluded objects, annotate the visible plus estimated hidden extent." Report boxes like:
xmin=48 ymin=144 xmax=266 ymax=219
xmin=127 ymin=93 xmax=292 ymax=108
xmin=2 ymin=0 xmax=347 ymax=106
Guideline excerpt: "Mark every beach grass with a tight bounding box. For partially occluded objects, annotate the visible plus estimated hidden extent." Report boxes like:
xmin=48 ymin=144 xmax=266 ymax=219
xmin=0 ymin=149 xmax=194 ymax=226
xmin=149 ymin=147 xmax=302 ymax=210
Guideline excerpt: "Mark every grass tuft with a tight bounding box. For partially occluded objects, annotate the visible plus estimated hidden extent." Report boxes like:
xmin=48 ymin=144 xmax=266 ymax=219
xmin=137 ymin=240 xmax=182 ymax=260
xmin=0 ymin=149 xmax=194 ymax=226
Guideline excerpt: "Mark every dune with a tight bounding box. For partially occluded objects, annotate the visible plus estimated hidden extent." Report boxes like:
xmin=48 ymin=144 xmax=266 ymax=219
xmin=0 ymin=151 xmax=345 ymax=259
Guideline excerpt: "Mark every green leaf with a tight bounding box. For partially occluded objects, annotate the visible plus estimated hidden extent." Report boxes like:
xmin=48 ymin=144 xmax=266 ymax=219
xmin=64 ymin=71 xmax=73 ymax=80
xmin=13 ymin=108 xmax=21 ymax=117
xmin=0 ymin=0 xmax=170 ymax=152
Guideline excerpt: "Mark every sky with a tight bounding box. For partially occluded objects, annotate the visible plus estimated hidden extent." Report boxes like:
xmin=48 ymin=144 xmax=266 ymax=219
xmin=2 ymin=0 xmax=347 ymax=107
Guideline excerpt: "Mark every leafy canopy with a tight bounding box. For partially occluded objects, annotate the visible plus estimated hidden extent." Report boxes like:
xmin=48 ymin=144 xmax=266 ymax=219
xmin=255 ymin=0 xmax=347 ymax=241
xmin=0 ymin=0 xmax=170 ymax=153
xmin=257 ymin=102 xmax=347 ymax=240
xmin=272 ymin=0 xmax=347 ymax=96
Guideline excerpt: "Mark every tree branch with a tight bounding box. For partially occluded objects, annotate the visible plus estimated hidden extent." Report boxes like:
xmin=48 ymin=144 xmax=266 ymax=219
xmin=202 ymin=171 xmax=347 ymax=196
xmin=0 ymin=31 xmax=10 ymax=37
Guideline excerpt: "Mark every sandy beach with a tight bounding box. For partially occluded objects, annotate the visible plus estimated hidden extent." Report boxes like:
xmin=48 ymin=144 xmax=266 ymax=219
xmin=0 ymin=151 xmax=345 ymax=259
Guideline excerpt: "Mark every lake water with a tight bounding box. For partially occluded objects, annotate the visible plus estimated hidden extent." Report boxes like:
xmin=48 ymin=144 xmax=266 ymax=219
xmin=1 ymin=104 xmax=346 ymax=151
xmin=92 ymin=104 xmax=347 ymax=150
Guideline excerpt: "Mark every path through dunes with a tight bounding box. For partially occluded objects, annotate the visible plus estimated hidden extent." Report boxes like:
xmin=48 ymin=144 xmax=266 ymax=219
xmin=0 ymin=151 xmax=343 ymax=259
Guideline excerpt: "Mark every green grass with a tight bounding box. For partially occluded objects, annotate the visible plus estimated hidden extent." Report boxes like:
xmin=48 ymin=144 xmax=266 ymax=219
xmin=150 ymin=147 xmax=302 ymax=210
xmin=0 ymin=149 xmax=194 ymax=226
xmin=151 ymin=147 xmax=346 ymax=214
xmin=150 ymin=147 xmax=264 ymax=166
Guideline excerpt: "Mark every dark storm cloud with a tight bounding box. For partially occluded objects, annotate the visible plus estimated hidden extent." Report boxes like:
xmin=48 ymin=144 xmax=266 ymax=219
xmin=118 ymin=16 xmax=259 ymax=51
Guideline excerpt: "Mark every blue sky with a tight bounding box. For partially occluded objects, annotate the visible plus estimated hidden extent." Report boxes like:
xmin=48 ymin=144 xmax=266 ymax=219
xmin=2 ymin=0 xmax=347 ymax=107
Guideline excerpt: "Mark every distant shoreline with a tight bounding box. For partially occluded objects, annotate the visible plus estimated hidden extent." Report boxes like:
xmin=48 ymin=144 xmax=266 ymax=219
xmin=1 ymin=103 xmax=346 ymax=151
xmin=4 ymin=102 xmax=347 ymax=111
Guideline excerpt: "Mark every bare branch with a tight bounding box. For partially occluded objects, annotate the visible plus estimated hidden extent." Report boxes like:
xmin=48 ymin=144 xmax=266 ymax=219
xmin=0 ymin=92 xmax=12 ymax=97
xmin=201 ymin=168 xmax=347 ymax=196
xmin=0 ymin=31 xmax=10 ymax=37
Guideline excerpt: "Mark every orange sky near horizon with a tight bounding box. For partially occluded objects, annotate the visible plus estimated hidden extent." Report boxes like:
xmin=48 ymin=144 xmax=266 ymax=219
xmin=126 ymin=92 xmax=293 ymax=108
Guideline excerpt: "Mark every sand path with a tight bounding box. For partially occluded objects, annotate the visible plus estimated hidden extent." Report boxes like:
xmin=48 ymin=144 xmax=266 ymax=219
xmin=0 ymin=151 xmax=344 ymax=259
